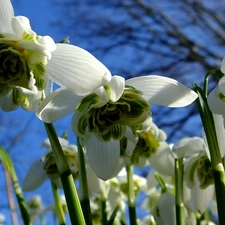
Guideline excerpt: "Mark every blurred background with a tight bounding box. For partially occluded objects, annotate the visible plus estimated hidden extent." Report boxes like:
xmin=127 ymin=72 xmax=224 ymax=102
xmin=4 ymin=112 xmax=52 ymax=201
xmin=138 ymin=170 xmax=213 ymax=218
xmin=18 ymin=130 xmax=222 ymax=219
xmin=1 ymin=0 xmax=225 ymax=224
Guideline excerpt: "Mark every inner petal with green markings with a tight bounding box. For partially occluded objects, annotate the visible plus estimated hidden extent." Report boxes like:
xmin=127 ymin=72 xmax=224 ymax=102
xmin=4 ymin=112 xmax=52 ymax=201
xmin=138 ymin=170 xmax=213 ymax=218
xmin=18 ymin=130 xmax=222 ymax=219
xmin=73 ymin=83 xmax=151 ymax=142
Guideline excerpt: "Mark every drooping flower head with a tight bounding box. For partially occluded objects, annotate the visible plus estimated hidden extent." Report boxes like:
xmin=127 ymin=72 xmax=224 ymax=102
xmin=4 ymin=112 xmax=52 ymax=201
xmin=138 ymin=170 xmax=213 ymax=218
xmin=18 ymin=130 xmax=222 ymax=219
xmin=0 ymin=0 xmax=111 ymax=111
xmin=37 ymin=73 xmax=197 ymax=180
xmin=73 ymin=76 xmax=151 ymax=143
xmin=0 ymin=0 xmax=56 ymax=111
xmin=23 ymin=137 xmax=79 ymax=191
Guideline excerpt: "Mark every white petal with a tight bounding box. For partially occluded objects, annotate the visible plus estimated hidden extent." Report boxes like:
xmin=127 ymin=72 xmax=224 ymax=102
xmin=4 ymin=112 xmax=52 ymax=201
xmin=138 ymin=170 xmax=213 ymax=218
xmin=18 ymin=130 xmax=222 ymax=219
xmin=23 ymin=91 xmax=43 ymax=111
xmin=213 ymin=114 xmax=225 ymax=157
xmin=47 ymin=44 xmax=112 ymax=96
xmin=191 ymin=173 xmax=215 ymax=213
xmin=106 ymin=75 xmax=125 ymax=102
xmin=23 ymin=160 xmax=48 ymax=192
xmin=126 ymin=75 xmax=198 ymax=107
xmin=0 ymin=0 xmax=14 ymax=33
xmin=36 ymin=88 xmax=81 ymax=123
xmin=86 ymin=135 xmax=121 ymax=180
xmin=221 ymin=58 xmax=225 ymax=74
xmin=173 ymin=137 xmax=205 ymax=158
xmin=18 ymin=36 xmax=56 ymax=59
xmin=41 ymin=137 xmax=69 ymax=148
xmin=208 ymin=85 xmax=225 ymax=115
xmin=158 ymin=193 xmax=176 ymax=225
xmin=86 ymin=163 xmax=105 ymax=195
xmin=11 ymin=16 xmax=33 ymax=38
xmin=0 ymin=91 xmax=18 ymax=112
xmin=148 ymin=142 xmax=175 ymax=176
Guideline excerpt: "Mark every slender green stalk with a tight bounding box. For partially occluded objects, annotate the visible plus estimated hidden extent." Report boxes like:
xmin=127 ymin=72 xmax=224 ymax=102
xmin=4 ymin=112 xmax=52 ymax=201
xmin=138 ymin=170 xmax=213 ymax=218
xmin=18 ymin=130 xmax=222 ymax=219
xmin=101 ymin=198 xmax=107 ymax=225
xmin=174 ymin=158 xmax=185 ymax=225
xmin=0 ymin=147 xmax=31 ymax=225
xmin=154 ymin=173 xmax=168 ymax=193
xmin=77 ymin=138 xmax=93 ymax=225
xmin=51 ymin=181 xmax=66 ymax=225
xmin=126 ymin=165 xmax=137 ymax=225
xmin=44 ymin=123 xmax=85 ymax=225
xmin=194 ymin=84 xmax=225 ymax=225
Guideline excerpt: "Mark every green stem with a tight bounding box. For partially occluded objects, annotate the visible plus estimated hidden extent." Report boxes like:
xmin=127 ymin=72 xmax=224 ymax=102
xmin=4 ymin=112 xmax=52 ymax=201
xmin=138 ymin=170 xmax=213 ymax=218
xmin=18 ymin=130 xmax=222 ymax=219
xmin=101 ymin=198 xmax=107 ymax=225
xmin=126 ymin=165 xmax=137 ymax=225
xmin=44 ymin=123 xmax=85 ymax=225
xmin=194 ymin=84 xmax=225 ymax=225
xmin=175 ymin=158 xmax=185 ymax=225
xmin=77 ymin=138 xmax=93 ymax=225
xmin=0 ymin=147 xmax=31 ymax=225
xmin=51 ymin=181 xmax=66 ymax=225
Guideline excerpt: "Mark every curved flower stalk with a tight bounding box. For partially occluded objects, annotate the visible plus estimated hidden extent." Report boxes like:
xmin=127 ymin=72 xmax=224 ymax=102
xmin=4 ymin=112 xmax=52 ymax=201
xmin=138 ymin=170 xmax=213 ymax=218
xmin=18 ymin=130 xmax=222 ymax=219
xmin=0 ymin=0 xmax=110 ymax=111
xmin=23 ymin=137 xmax=79 ymax=191
xmin=37 ymin=73 xmax=197 ymax=180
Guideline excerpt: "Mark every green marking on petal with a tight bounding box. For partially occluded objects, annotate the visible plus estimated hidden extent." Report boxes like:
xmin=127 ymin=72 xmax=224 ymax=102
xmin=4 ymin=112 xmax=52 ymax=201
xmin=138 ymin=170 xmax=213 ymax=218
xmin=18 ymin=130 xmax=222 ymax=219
xmin=76 ymin=93 xmax=98 ymax=113
xmin=75 ymin=84 xmax=151 ymax=142
xmin=76 ymin=114 xmax=88 ymax=138
xmin=197 ymin=155 xmax=214 ymax=189
xmin=35 ymin=62 xmax=45 ymax=76
xmin=218 ymin=92 xmax=225 ymax=102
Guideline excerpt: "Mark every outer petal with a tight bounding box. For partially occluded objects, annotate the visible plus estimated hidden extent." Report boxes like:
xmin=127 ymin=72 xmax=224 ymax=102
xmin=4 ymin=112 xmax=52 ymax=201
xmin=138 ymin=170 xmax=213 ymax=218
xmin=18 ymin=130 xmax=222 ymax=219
xmin=190 ymin=172 xmax=215 ymax=213
xmin=46 ymin=44 xmax=112 ymax=96
xmin=41 ymin=137 xmax=69 ymax=148
xmin=208 ymin=85 xmax=225 ymax=115
xmin=221 ymin=57 xmax=225 ymax=74
xmin=23 ymin=160 xmax=48 ymax=192
xmin=158 ymin=193 xmax=176 ymax=225
xmin=0 ymin=91 xmax=18 ymax=112
xmin=0 ymin=0 xmax=14 ymax=33
xmin=86 ymin=163 xmax=105 ymax=195
xmin=173 ymin=137 xmax=205 ymax=158
xmin=125 ymin=75 xmax=198 ymax=107
xmin=148 ymin=142 xmax=175 ymax=176
xmin=36 ymin=88 xmax=81 ymax=123
xmin=213 ymin=114 xmax=225 ymax=157
xmin=86 ymin=134 xmax=121 ymax=180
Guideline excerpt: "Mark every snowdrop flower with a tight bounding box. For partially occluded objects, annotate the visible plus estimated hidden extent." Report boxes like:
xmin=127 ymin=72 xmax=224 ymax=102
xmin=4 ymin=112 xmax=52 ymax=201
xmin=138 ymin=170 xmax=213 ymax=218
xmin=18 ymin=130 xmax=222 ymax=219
xmin=174 ymin=137 xmax=215 ymax=214
xmin=208 ymin=76 xmax=225 ymax=124
xmin=23 ymin=137 xmax=79 ymax=191
xmin=207 ymin=58 xmax=225 ymax=124
xmin=0 ymin=0 xmax=110 ymax=111
xmin=37 ymin=72 xmax=197 ymax=180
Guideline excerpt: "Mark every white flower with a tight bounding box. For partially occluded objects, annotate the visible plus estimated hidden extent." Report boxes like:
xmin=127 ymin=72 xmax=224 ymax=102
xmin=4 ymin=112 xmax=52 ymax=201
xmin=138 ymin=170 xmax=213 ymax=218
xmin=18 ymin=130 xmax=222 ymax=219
xmin=23 ymin=137 xmax=79 ymax=191
xmin=174 ymin=137 xmax=215 ymax=214
xmin=36 ymin=73 xmax=197 ymax=180
xmin=0 ymin=0 xmax=110 ymax=111
xmin=208 ymin=74 xmax=225 ymax=123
